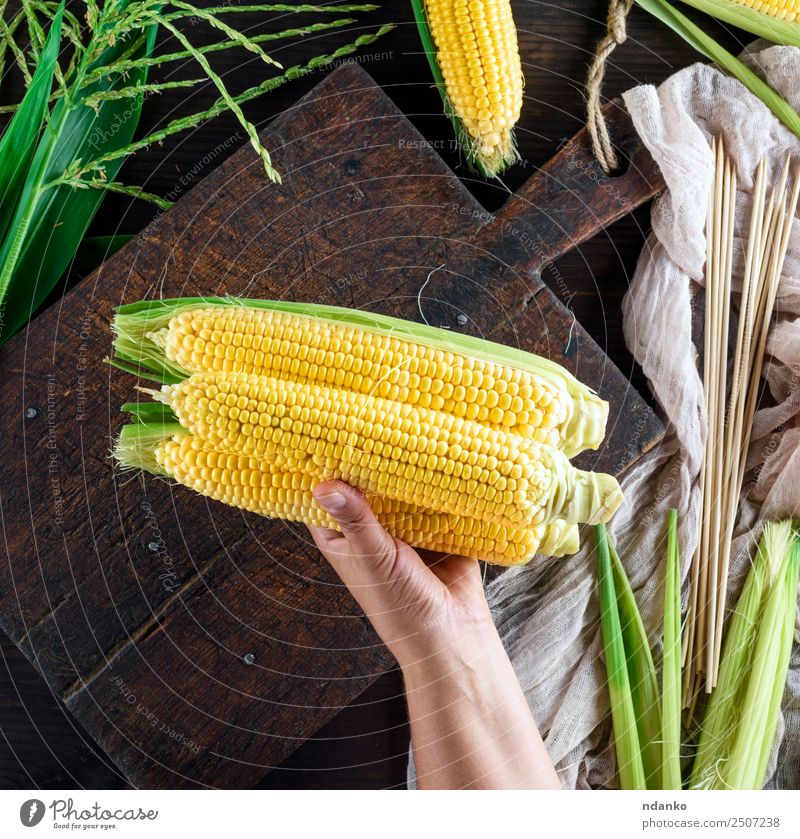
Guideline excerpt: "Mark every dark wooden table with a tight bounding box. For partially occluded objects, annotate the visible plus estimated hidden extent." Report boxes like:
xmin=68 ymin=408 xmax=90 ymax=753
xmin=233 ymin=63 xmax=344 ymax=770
xmin=0 ymin=0 xmax=745 ymax=789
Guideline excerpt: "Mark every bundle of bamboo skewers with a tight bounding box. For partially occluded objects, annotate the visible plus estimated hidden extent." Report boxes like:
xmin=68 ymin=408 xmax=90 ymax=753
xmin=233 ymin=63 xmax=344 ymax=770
xmin=682 ymin=140 xmax=800 ymax=705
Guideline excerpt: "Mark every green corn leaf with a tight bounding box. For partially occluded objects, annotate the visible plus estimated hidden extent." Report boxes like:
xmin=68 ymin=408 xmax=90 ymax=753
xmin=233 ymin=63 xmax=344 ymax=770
xmin=675 ymin=0 xmax=800 ymax=47
xmin=635 ymin=0 xmax=800 ymax=140
xmin=120 ymin=401 xmax=178 ymax=424
xmin=608 ymin=537 xmax=662 ymax=788
xmin=596 ymin=524 xmax=647 ymax=790
xmin=0 ymin=1 xmax=63 ymax=243
xmin=661 ymin=508 xmax=682 ymax=790
xmin=0 ymin=20 xmax=158 ymax=344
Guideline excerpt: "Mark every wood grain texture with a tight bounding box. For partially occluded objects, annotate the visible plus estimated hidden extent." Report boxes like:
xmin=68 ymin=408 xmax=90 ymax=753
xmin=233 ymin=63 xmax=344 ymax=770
xmin=0 ymin=0 xmax=738 ymax=788
xmin=0 ymin=62 xmax=661 ymax=789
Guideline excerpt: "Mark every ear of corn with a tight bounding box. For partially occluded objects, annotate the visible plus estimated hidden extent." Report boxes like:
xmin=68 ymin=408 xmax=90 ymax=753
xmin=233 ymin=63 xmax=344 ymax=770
xmin=690 ymin=521 xmax=800 ymax=789
xmin=157 ymin=371 xmax=621 ymax=529
xmin=635 ymin=0 xmax=800 ymax=140
xmin=112 ymin=297 xmax=622 ymax=565
xmin=410 ymin=0 xmax=523 ymax=178
xmin=675 ymin=0 xmax=800 ymax=46
xmin=115 ymin=423 xmax=580 ymax=565
xmin=112 ymin=297 xmax=609 ymax=457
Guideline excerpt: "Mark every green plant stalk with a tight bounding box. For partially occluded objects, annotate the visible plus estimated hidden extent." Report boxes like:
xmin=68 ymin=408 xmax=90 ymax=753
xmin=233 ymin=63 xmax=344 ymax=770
xmin=161 ymin=3 xmax=380 ymax=14
xmin=675 ymin=0 xmax=800 ymax=47
xmin=596 ymin=524 xmax=647 ymax=790
xmin=150 ymin=13 xmax=278 ymax=181
xmin=75 ymin=25 xmax=397 ymax=177
xmin=608 ymin=540 xmax=662 ymax=788
xmin=635 ymin=0 xmax=800 ymax=140
xmin=661 ymin=508 xmax=682 ymax=790
xmin=166 ymin=2 xmax=283 ymax=70
xmin=77 ymin=17 xmax=357 ymax=86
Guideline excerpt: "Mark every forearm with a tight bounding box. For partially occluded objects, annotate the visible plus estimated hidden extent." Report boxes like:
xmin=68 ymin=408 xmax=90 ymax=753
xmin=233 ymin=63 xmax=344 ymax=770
xmin=401 ymin=622 xmax=561 ymax=790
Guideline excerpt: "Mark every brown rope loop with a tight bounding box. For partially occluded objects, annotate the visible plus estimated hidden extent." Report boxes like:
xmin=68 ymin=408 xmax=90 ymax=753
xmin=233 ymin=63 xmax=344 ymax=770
xmin=586 ymin=0 xmax=633 ymax=174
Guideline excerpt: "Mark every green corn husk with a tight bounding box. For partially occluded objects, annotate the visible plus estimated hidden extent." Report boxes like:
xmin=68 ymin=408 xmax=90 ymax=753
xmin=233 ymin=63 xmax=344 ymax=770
xmin=721 ymin=532 xmax=799 ymax=789
xmin=608 ymin=539 xmax=662 ymax=788
xmin=635 ymin=0 xmax=800 ymax=141
xmin=691 ymin=521 xmax=799 ymax=789
xmin=676 ymin=0 xmax=800 ymax=47
xmin=661 ymin=508 xmax=682 ymax=790
xmin=596 ymin=524 xmax=648 ymax=790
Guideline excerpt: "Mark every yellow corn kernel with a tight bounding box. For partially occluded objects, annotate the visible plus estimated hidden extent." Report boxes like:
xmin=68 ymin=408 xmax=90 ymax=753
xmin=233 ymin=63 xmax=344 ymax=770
xmin=155 ymin=433 xmax=579 ymax=564
xmin=162 ymin=372 xmax=623 ymax=529
xmin=731 ymin=0 xmax=798 ymax=22
xmin=160 ymin=305 xmax=605 ymax=456
xmin=423 ymin=0 xmax=523 ymax=173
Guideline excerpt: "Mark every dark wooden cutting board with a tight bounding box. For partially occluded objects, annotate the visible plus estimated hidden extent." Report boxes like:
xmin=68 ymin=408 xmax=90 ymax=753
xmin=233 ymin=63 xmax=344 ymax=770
xmin=0 ymin=63 xmax=663 ymax=788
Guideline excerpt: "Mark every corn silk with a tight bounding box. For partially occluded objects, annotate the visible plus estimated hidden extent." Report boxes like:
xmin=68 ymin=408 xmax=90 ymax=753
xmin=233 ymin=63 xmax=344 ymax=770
xmin=409 ymin=40 xmax=800 ymax=789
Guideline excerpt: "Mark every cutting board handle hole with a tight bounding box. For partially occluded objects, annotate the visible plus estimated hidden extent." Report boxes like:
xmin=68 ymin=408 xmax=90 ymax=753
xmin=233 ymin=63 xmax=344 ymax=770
xmin=603 ymin=146 xmax=631 ymax=179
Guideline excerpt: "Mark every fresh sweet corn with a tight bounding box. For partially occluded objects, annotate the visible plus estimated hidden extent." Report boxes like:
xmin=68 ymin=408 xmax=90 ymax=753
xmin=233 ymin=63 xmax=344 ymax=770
xmin=673 ymin=0 xmax=800 ymax=46
xmin=724 ymin=0 xmax=798 ymax=22
xmin=133 ymin=430 xmax=579 ymax=565
xmin=415 ymin=0 xmax=523 ymax=176
xmin=157 ymin=371 xmax=622 ymax=529
xmin=112 ymin=297 xmax=620 ymax=565
xmin=165 ymin=304 xmax=570 ymax=446
xmin=119 ymin=300 xmax=607 ymax=457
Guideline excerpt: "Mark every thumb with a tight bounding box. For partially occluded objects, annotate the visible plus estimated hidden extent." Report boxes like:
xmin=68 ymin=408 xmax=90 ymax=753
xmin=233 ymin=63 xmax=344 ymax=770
xmin=310 ymin=481 xmax=399 ymax=584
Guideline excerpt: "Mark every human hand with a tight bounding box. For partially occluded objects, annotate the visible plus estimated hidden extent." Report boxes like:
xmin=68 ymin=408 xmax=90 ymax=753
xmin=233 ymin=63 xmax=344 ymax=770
xmin=308 ymin=479 xmax=560 ymax=789
xmin=307 ymin=480 xmax=496 ymax=670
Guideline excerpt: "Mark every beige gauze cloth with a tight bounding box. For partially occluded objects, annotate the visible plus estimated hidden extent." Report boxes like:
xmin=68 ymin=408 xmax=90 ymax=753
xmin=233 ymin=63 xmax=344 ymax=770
xmin=408 ymin=41 xmax=800 ymax=789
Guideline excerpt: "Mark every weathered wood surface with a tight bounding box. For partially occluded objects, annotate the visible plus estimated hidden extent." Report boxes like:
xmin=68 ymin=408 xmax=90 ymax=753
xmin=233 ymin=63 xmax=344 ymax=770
xmin=0 ymin=62 xmax=663 ymax=788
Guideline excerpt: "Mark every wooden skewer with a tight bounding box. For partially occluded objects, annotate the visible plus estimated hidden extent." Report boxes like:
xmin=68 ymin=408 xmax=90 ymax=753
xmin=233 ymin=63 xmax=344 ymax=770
xmin=712 ymin=162 xmax=800 ymax=673
xmin=685 ymin=144 xmax=798 ymax=701
xmin=706 ymin=156 xmax=735 ymax=690
xmin=696 ymin=140 xmax=726 ymax=680
xmin=711 ymin=158 xmax=768 ymax=685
